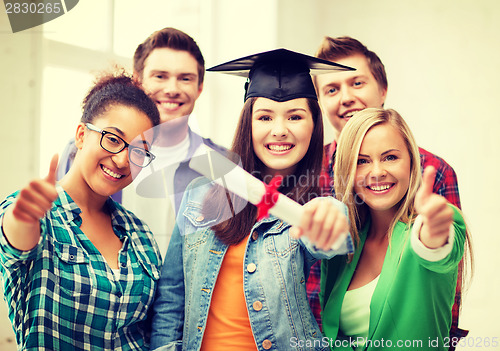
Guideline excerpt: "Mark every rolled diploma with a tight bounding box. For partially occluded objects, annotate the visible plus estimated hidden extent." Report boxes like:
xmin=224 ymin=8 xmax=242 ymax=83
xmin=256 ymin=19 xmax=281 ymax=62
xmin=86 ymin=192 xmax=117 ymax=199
xmin=188 ymin=148 xmax=303 ymax=227
xmin=223 ymin=163 xmax=303 ymax=227
xmin=189 ymin=148 xmax=350 ymax=252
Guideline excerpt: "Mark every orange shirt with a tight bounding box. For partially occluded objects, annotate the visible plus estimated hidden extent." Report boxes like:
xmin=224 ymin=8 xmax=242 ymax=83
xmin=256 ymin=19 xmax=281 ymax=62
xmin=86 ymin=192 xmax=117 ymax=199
xmin=201 ymin=235 xmax=257 ymax=350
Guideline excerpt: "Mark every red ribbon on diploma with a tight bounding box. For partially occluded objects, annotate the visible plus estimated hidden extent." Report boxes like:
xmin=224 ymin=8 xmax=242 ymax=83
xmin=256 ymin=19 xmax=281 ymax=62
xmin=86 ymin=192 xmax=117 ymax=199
xmin=256 ymin=175 xmax=283 ymax=221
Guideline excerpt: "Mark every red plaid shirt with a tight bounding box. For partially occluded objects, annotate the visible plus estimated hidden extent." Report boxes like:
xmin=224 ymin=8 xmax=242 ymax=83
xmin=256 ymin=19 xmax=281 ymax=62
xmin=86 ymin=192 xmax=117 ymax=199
xmin=308 ymin=142 xmax=467 ymax=347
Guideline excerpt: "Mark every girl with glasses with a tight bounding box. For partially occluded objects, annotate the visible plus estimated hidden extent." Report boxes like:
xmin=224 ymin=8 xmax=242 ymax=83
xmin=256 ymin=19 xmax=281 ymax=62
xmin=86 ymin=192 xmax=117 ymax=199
xmin=0 ymin=71 xmax=162 ymax=350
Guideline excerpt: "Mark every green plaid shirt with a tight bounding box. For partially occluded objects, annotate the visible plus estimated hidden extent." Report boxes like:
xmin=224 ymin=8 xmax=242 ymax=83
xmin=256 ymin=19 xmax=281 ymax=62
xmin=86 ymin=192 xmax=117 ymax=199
xmin=0 ymin=185 xmax=162 ymax=350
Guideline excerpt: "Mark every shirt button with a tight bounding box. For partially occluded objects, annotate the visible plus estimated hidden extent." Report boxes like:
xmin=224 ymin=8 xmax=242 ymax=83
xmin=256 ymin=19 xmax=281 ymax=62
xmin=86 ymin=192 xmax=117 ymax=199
xmin=262 ymin=339 xmax=272 ymax=349
xmin=116 ymin=292 xmax=122 ymax=298
xmin=247 ymin=263 xmax=257 ymax=273
xmin=251 ymin=231 xmax=259 ymax=240
xmin=196 ymin=215 xmax=205 ymax=222
xmin=253 ymin=301 xmax=263 ymax=311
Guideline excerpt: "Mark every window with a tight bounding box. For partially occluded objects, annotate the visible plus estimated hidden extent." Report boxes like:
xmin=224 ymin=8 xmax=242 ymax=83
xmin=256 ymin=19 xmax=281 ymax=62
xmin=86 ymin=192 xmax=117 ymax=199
xmin=39 ymin=0 xmax=203 ymax=173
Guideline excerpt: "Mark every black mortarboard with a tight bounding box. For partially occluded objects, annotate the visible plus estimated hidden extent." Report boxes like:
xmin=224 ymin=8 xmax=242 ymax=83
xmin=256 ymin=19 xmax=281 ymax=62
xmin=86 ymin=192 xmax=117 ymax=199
xmin=207 ymin=48 xmax=354 ymax=102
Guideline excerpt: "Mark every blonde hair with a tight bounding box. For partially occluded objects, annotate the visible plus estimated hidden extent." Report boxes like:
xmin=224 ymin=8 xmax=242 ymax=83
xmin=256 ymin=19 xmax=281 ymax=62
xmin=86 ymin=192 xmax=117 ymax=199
xmin=335 ymin=107 xmax=474 ymax=295
xmin=334 ymin=108 xmax=421 ymax=244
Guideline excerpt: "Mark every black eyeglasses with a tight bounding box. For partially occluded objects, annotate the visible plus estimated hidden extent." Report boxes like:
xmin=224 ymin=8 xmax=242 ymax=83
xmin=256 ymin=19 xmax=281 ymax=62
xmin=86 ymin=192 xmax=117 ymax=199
xmin=85 ymin=123 xmax=155 ymax=168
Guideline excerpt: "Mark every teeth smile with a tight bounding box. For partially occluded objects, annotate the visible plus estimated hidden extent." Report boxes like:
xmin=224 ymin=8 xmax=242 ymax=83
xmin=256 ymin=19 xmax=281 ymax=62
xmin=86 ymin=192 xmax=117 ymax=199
xmin=267 ymin=144 xmax=293 ymax=152
xmin=102 ymin=165 xmax=124 ymax=179
xmin=159 ymin=102 xmax=181 ymax=109
xmin=368 ymin=184 xmax=392 ymax=191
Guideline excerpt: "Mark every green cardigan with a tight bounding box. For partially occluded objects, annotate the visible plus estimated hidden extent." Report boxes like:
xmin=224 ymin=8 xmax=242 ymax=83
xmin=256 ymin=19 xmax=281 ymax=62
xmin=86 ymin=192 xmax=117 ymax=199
xmin=320 ymin=206 xmax=465 ymax=350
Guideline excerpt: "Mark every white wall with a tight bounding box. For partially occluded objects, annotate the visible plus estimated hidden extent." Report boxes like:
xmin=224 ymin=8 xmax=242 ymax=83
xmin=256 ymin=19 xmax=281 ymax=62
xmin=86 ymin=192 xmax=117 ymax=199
xmin=0 ymin=10 xmax=41 ymax=349
xmin=0 ymin=12 xmax=42 ymax=199
xmin=0 ymin=0 xmax=499 ymax=348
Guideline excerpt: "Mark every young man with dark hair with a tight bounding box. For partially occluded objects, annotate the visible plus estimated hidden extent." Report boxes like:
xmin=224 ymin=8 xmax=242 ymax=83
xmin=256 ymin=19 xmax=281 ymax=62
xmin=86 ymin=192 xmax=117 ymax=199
xmin=59 ymin=28 xmax=225 ymax=258
xmin=124 ymin=28 xmax=226 ymax=258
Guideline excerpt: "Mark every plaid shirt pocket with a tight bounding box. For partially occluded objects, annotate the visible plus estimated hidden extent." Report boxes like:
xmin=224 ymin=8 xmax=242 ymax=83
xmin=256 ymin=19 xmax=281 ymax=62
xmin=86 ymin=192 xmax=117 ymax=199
xmin=53 ymin=240 xmax=93 ymax=296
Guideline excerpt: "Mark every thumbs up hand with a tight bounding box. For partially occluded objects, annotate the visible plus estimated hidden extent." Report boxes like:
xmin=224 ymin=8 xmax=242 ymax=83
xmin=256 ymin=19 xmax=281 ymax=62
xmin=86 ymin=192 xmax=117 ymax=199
xmin=2 ymin=155 xmax=59 ymax=251
xmin=415 ymin=166 xmax=454 ymax=249
xmin=11 ymin=154 xmax=59 ymax=224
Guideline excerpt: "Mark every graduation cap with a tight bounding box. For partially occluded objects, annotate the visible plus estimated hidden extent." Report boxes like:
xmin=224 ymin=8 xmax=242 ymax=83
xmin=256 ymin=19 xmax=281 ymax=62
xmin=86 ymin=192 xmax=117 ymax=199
xmin=207 ymin=48 xmax=355 ymax=102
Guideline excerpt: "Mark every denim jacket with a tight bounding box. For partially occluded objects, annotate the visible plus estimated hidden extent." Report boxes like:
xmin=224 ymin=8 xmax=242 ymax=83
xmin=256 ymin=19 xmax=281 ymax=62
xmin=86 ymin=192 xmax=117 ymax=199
xmin=151 ymin=177 xmax=353 ymax=351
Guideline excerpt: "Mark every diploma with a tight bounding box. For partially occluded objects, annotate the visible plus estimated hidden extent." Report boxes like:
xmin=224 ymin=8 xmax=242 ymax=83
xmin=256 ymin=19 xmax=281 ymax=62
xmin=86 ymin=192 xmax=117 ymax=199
xmin=189 ymin=148 xmax=303 ymax=226
xmin=189 ymin=147 xmax=353 ymax=253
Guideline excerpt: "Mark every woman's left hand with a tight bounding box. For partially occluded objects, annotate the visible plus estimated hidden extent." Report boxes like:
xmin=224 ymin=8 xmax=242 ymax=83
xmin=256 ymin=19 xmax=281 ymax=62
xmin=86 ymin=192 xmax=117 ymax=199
xmin=415 ymin=166 xmax=454 ymax=249
xmin=289 ymin=198 xmax=349 ymax=251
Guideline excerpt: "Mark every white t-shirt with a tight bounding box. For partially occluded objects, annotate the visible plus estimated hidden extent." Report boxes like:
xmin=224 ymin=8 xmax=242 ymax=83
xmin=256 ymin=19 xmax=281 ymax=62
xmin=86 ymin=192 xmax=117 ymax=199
xmin=122 ymin=133 xmax=210 ymax=260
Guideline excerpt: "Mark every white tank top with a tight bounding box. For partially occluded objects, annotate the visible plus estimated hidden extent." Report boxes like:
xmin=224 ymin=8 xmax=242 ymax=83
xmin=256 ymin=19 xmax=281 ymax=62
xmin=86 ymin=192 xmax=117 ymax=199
xmin=339 ymin=275 xmax=380 ymax=349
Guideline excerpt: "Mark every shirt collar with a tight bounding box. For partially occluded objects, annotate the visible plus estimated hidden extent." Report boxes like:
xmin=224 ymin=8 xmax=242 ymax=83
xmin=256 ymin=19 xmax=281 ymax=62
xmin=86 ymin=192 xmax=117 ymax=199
xmin=328 ymin=141 xmax=337 ymax=163
xmin=54 ymin=184 xmax=81 ymax=223
xmin=54 ymin=184 xmax=128 ymax=239
xmin=186 ymin=127 xmax=205 ymax=159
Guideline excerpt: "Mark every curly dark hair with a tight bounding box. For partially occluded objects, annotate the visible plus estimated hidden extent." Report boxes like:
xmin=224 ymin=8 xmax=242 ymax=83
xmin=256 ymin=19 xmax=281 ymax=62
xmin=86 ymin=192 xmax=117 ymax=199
xmin=81 ymin=68 xmax=160 ymax=128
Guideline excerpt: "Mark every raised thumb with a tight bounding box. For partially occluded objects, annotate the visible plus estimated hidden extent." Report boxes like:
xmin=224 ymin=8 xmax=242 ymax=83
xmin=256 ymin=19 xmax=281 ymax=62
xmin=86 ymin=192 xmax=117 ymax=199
xmin=45 ymin=154 xmax=59 ymax=185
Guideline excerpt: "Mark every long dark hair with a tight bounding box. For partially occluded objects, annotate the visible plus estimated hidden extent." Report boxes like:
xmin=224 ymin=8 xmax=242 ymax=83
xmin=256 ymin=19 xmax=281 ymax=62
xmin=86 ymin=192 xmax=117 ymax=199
xmin=203 ymin=97 xmax=324 ymax=245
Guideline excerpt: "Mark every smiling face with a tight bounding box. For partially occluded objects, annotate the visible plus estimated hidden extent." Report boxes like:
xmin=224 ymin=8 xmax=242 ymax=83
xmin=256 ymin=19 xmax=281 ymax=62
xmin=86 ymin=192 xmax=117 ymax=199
xmin=353 ymin=123 xmax=411 ymax=218
xmin=251 ymin=97 xmax=314 ymax=177
xmin=140 ymin=47 xmax=203 ymax=124
xmin=74 ymin=104 xmax=154 ymax=198
xmin=315 ymin=54 xmax=387 ymax=139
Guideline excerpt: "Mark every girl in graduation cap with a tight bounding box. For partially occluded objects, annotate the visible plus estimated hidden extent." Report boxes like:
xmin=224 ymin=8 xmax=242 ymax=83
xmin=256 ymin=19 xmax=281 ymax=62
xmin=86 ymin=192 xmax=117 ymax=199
xmin=150 ymin=49 xmax=354 ymax=351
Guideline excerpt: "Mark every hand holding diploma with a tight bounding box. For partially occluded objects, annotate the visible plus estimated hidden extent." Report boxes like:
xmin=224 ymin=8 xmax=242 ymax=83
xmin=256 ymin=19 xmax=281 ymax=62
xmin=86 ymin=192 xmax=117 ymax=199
xmin=189 ymin=148 xmax=352 ymax=254
xmin=289 ymin=197 xmax=349 ymax=251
